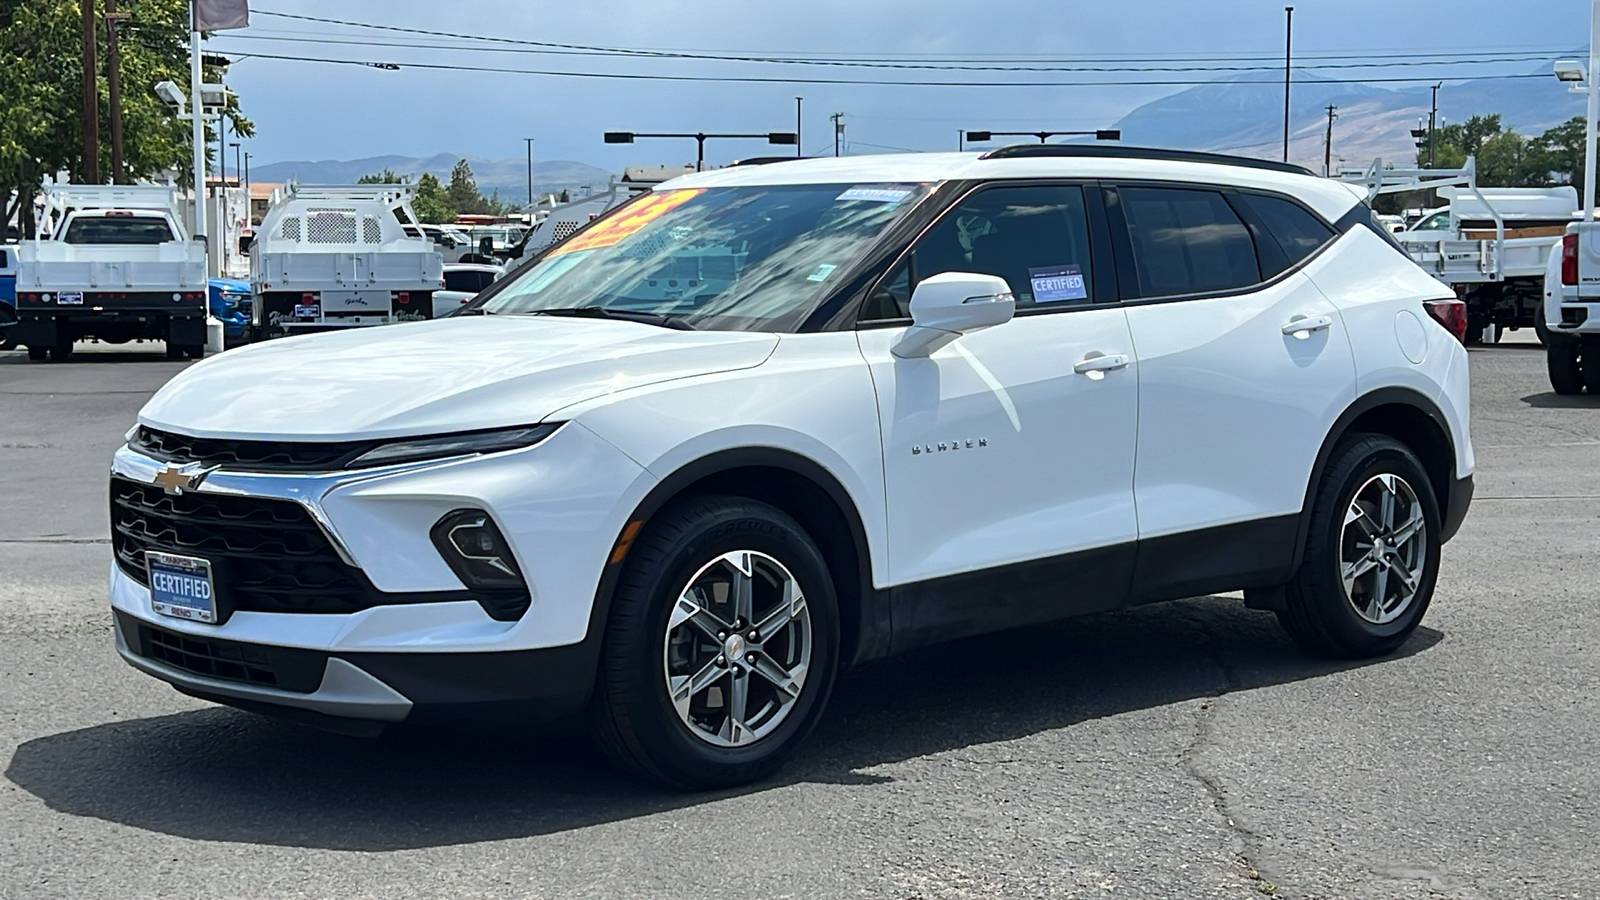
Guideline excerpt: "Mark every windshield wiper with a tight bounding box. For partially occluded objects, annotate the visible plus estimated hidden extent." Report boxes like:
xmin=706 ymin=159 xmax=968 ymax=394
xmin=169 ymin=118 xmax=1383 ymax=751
xmin=523 ymin=306 xmax=696 ymax=330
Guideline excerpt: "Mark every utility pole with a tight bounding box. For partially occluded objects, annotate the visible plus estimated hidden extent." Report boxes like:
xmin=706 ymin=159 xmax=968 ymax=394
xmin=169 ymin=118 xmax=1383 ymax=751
xmin=524 ymin=137 xmax=535 ymax=207
xmin=1428 ymin=82 xmax=1442 ymax=168
xmin=832 ymin=112 xmax=845 ymax=157
xmin=1587 ymin=0 xmax=1600 ymax=220
xmin=1323 ymin=104 xmax=1337 ymax=176
xmin=1283 ymin=6 xmax=1294 ymax=163
xmin=105 ymin=0 xmax=130 ymax=184
xmin=80 ymin=0 xmax=100 ymax=183
xmin=795 ymin=97 xmax=803 ymax=158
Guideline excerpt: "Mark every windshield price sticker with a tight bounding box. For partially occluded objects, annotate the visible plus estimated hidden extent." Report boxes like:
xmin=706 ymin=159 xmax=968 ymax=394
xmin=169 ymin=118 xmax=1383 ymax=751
xmin=549 ymin=189 xmax=705 ymax=257
xmin=837 ymin=185 xmax=915 ymax=204
xmin=807 ymin=263 xmax=838 ymax=282
xmin=1028 ymin=265 xmax=1088 ymax=303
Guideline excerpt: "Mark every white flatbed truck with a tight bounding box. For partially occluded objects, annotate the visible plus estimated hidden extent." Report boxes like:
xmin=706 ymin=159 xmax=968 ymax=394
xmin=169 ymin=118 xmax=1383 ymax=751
xmin=11 ymin=185 xmax=209 ymax=361
xmin=250 ymin=184 xmax=444 ymax=340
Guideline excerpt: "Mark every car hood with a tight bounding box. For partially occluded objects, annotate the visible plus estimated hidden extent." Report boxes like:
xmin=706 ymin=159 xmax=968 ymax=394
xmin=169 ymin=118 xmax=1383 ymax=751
xmin=139 ymin=316 xmax=779 ymax=440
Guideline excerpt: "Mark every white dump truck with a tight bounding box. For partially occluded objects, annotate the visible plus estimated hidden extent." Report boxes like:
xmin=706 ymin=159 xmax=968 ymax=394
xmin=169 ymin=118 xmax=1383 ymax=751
xmin=250 ymin=184 xmax=444 ymax=340
xmin=11 ymin=184 xmax=209 ymax=361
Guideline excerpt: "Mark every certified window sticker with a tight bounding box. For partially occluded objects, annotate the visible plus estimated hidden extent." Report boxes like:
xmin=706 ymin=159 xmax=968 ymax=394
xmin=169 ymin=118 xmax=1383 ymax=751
xmin=836 ymin=185 xmax=916 ymax=204
xmin=1028 ymin=265 xmax=1089 ymax=303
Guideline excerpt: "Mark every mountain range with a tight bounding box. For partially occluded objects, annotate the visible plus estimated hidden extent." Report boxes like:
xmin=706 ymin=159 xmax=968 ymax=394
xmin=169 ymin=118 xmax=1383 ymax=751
xmin=250 ymin=64 xmax=1587 ymax=193
xmin=1111 ymin=64 xmax=1586 ymax=171
xmin=248 ymin=154 xmax=613 ymax=200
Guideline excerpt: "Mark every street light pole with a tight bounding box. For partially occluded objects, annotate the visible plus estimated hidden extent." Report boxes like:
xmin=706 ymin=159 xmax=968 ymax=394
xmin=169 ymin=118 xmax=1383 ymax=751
xmin=1283 ymin=6 xmax=1294 ymax=163
xmin=188 ymin=1 xmax=207 ymax=246
xmin=603 ymin=131 xmax=800 ymax=172
xmin=1586 ymin=0 xmax=1600 ymax=220
xmin=524 ymin=137 xmax=535 ymax=207
xmin=1429 ymin=82 xmax=1442 ymax=168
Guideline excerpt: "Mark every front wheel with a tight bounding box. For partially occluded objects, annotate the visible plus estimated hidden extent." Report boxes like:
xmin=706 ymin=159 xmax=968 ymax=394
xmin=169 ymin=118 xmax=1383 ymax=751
xmin=1276 ymin=435 xmax=1441 ymax=658
xmin=591 ymin=495 xmax=840 ymax=789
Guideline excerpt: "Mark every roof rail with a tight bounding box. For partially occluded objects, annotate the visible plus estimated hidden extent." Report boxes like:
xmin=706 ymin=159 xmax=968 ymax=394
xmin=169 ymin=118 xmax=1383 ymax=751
xmin=978 ymin=144 xmax=1316 ymax=176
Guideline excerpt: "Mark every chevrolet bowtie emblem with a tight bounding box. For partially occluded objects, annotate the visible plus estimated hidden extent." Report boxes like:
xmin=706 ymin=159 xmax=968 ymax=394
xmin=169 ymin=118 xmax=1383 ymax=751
xmin=152 ymin=463 xmax=217 ymax=496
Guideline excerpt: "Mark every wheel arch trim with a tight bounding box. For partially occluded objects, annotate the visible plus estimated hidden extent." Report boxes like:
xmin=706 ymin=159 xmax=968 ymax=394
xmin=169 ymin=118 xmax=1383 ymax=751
xmin=588 ymin=446 xmax=886 ymax=667
xmin=1293 ymin=386 xmax=1464 ymax=572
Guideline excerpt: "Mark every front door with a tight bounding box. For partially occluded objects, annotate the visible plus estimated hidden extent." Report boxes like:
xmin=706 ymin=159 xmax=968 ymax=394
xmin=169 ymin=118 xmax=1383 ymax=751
xmin=855 ymin=183 xmax=1141 ymax=650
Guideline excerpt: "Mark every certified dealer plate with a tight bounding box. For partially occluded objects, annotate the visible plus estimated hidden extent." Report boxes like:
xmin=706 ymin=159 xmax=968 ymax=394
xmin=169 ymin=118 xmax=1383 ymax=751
xmin=145 ymin=551 xmax=218 ymax=624
xmin=57 ymin=291 xmax=84 ymax=305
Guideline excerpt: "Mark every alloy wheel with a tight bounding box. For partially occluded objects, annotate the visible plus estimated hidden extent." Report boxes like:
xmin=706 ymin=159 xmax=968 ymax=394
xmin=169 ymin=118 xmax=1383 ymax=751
xmin=662 ymin=550 xmax=813 ymax=748
xmin=1339 ymin=473 xmax=1428 ymax=625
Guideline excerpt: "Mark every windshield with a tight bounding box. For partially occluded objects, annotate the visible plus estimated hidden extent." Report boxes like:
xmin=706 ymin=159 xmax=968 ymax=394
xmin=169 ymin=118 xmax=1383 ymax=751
xmin=1414 ymin=211 xmax=1451 ymax=231
xmin=62 ymin=216 xmax=174 ymax=245
xmin=476 ymin=183 xmax=929 ymax=331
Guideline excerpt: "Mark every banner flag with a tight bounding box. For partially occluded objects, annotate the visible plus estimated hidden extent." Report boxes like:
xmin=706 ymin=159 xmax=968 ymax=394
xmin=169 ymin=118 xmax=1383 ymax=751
xmin=193 ymin=0 xmax=249 ymax=31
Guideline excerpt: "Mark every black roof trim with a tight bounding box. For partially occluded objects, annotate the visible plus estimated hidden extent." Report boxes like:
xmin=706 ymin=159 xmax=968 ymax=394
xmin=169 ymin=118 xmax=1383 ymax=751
xmin=727 ymin=156 xmax=814 ymax=168
xmin=978 ymin=144 xmax=1316 ymax=177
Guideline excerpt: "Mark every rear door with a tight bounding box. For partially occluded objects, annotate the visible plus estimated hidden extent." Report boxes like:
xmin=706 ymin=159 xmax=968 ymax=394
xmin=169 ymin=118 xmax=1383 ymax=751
xmin=1108 ymin=183 xmax=1355 ymax=599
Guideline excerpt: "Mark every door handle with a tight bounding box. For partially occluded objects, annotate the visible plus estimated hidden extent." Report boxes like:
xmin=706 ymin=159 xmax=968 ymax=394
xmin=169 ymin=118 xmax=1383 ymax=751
xmin=1281 ymin=314 xmax=1334 ymax=338
xmin=1073 ymin=353 xmax=1130 ymax=375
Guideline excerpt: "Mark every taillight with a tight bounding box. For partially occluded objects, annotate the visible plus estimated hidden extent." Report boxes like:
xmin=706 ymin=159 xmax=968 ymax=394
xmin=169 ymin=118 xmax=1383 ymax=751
xmin=393 ymin=291 xmax=410 ymax=305
xmin=1424 ymin=298 xmax=1469 ymax=343
xmin=301 ymin=292 xmax=317 ymax=304
xmin=1562 ymin=233 xmax=1579 ymax=286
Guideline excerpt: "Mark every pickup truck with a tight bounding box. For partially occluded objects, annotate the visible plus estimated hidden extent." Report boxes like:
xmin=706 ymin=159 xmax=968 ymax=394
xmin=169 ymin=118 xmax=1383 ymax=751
xmin=251 ymin=184 xmax=443 ymax=339
xmin=11 ymin=185 xmax=208 ymax=361
xmin=1393 ymin=186 xmax=1578 ymax=344
xmin=1543 ymin=220 xmax=1600 ymax=393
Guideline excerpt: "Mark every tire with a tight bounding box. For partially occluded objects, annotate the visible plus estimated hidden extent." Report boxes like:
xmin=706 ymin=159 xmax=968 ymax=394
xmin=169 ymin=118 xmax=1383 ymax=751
xmin=165 ymin=343 xmax=184 ymax=360
xmin=1584 ymin=338 xmax=1600 ymax=395
xmin=1534 ymin=300 xmax=1551 ymax=347
xmin=26 ymin=345 xmax=47 ymax=362
xmin=48 ymin=339 xmax=72 ymax=361
xmin=185 ymin=343 xmax=206 ymax=360
xmin=1276 ymin=435 xmax=1441 ymax=658
xmin=590 ymin=495 xmax=840 ymax=790
xmin=1549 ymin=340 xmax=1584 ymax=395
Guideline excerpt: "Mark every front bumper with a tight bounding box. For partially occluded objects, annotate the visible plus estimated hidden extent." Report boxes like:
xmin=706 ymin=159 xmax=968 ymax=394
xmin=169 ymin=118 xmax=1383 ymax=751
xmin=109 ymin=421 xmax=658 ymax=723
xmin=114 ymin=609 xmax=595 ymax=725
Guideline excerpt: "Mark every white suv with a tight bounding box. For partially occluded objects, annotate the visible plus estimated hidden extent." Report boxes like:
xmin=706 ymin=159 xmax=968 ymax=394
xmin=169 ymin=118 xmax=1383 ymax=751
xmin=110 ymin=147 xmax=1474 ymax=788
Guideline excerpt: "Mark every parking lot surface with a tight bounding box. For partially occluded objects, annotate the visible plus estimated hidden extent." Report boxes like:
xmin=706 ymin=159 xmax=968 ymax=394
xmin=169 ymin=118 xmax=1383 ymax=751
xmin=2 ymin=336 xmax=1596 ymax=900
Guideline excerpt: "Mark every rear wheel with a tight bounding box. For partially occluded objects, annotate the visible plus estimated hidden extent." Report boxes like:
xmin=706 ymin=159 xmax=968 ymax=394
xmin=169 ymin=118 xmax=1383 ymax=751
xmin=48 ymin=338 xmax=72 ymax=361
xmin=591 ymin=495 xmax=840 ymax=789
xmin=1276 ymin=435 xmax=1441 ymax=658
xmin=26 ymin=345 xmax=47 ymax=362
xmin=164 ymin=343 xmax=184 ymax=360
xmin=1583 ymin=338 xmax=1600 ymax=395
xmin=1549 ymin=340 xmax=1584 ymax=394
xmin=184 ymin=343 xmax=206 ymax=360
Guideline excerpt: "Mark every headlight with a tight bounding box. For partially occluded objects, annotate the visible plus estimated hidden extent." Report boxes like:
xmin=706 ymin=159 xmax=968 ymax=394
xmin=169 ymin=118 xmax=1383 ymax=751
xmin=347 ymin=422 xmax=563 ymax=468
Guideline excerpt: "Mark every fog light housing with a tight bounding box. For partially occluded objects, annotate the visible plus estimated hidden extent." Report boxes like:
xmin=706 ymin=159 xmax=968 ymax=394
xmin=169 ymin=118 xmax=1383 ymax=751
xmin=430 ymin=508 xmax=530 ymax=620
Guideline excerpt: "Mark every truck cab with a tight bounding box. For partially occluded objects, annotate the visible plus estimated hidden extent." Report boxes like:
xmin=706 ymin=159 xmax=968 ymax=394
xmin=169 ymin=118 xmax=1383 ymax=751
xmin=11 ymin=185 xmax=209 ymax=361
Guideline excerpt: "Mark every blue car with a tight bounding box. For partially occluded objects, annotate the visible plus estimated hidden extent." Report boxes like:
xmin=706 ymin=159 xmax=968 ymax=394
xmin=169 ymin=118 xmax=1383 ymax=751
xmin=209 ymin=277 xmax=252 ymax=345
xmin=1 ymin=245 xmax=16 ymax=350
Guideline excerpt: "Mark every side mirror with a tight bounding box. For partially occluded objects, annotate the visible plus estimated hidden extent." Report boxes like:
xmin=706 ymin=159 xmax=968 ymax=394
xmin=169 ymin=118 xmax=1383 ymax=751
xmin=892 ymin=271 xmax=1015 ymax=358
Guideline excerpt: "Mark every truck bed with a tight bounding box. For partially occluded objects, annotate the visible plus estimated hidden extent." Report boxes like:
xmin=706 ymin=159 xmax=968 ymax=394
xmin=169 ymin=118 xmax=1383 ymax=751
xmin=253 ymin=248 xmax=443 ymax=292
xmin=17 ymin=241 xmax=207 ymax=292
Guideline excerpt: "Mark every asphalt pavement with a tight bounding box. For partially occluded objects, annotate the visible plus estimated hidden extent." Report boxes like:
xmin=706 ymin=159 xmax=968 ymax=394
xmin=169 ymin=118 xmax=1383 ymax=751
xmin=1 ymin=334 xmax=1596 ymax=900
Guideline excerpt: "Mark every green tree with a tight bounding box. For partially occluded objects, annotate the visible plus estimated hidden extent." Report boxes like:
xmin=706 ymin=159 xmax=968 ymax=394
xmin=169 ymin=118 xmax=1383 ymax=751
xmin=0 ymin=0 xmax=251 ymax=235
xmin=358 ymin=168 xmax=405 ymax=184
xmin=412 ymin=172 xmax=452 ymax=223
xmin=1531 ymin=116 xmax=1587 ymax=201
xmin=446 ymin=158 xmax=491 ymax=215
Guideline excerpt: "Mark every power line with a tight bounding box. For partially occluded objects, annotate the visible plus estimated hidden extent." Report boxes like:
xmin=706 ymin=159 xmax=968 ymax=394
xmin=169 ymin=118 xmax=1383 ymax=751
xmin=249 ymin=12 xmax=1575 ymax=69
xmin=217 ymin=33 xmax=1569 ymax=74
xmin=222 ymin=49 xmax=1558 ymax=88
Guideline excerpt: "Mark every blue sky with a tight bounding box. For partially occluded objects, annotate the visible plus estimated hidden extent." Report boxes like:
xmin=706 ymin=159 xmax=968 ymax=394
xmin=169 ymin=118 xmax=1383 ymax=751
xmin=212 ymin=0 xmax=1595 ymax=168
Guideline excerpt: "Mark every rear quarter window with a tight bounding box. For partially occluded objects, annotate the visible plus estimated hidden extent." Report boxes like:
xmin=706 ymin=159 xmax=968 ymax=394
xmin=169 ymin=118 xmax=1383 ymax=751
xmin=1234 ymin=193 xmax=1336 ymax=277
xmin=1119 ymin=186 xmax=1260 ymax=298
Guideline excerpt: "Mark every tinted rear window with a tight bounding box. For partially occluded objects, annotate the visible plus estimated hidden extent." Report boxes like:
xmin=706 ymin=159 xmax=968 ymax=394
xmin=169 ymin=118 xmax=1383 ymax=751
xmin=62 ymin=216 xmax=174 ymax=245
xmin=444 ymin=270 xmax=495 ymax=292
xmin=1237 ymin=193 xmax=1335 ymax=274
xmin=1119 ymin=187 xmax=1260 ymax=298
